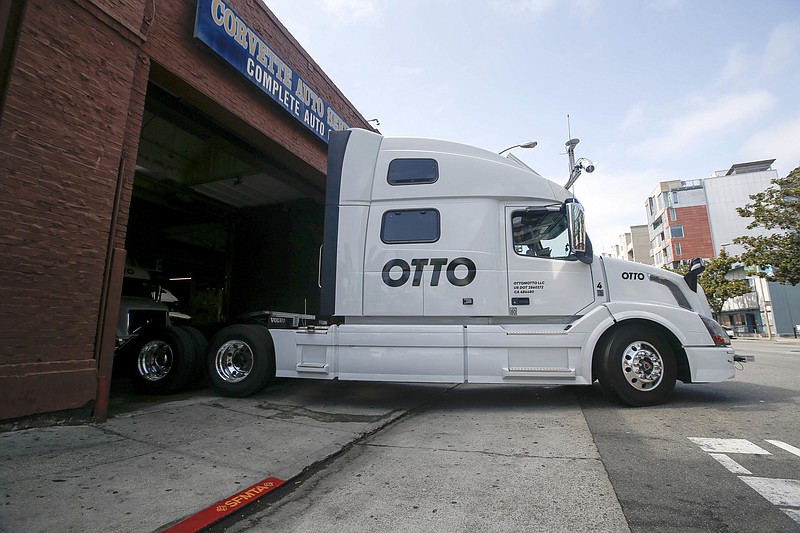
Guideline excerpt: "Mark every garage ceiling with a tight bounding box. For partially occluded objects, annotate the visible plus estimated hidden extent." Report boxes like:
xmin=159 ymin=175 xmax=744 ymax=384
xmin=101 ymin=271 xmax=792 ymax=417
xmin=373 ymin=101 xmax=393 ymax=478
xmin=128 ymin=85 xmax=327 ymax=280
xmin=136 ymin=111 xmax=308 ymax=208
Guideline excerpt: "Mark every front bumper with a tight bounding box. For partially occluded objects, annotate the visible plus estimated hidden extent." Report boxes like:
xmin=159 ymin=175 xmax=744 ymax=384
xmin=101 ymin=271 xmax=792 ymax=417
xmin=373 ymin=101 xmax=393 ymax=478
xmin=684 ymin=345 xmax=737 ymax=382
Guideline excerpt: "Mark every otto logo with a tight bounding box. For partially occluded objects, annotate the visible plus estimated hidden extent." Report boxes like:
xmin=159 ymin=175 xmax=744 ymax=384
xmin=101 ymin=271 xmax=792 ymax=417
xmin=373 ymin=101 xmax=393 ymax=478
xmin=622 ymin=272 xmax=646 ymax=280
xmin=382 ymin=258 xmax=476 ymax=287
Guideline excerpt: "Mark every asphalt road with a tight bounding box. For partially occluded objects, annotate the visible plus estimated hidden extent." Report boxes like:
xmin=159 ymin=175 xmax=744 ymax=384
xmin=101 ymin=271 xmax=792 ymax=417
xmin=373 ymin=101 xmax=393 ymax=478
xmin=211 ymin=339 xmax=800 ymax=532
xmin=582 ymin=338 xmax=800 ymax=532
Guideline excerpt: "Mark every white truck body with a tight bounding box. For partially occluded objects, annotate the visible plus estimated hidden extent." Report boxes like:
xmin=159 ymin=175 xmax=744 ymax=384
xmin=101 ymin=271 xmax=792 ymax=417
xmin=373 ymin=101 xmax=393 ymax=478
xmin=207 ymin=128 xmax=739 ymax=405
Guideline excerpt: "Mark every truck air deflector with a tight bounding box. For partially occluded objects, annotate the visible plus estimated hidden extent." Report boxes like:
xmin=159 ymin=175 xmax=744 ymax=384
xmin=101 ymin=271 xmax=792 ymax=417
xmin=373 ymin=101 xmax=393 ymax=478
xmin=320 ymin=130 xmax=351 ymax=316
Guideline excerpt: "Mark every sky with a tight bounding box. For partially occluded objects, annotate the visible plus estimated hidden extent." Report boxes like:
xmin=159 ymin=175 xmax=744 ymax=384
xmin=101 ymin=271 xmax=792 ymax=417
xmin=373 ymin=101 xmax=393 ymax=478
xmin=263 ymin=0 xmax=800 ymax=251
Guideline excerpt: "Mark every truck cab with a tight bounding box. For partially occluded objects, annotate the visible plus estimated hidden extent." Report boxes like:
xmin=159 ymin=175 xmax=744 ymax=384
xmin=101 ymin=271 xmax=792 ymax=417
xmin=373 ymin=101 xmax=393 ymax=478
xmin=207 ymin=128 xmax=738 ymax=406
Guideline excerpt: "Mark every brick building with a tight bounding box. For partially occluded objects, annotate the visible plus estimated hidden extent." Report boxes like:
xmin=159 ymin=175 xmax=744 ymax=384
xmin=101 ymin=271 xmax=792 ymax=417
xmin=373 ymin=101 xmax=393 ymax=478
xmin=645 ymin=179 xmax=714 ymax=269
xmin=0 ymin=0 xmax=373 ymax=420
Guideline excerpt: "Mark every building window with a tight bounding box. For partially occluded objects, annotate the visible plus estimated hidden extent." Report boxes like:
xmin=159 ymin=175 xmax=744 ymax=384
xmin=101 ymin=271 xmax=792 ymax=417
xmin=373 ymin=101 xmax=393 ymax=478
xmin=674 ymin=242 xmax=682 ymax=257
xmin=668 ymin=207 xmax=676 ymax=221
xmin=670 ymin=225 xmax=684 ymax=238
xmin=381 ymin=209 xmax=440 ymax=243
xmin=387 ymin=159 xmax=438 ymax=185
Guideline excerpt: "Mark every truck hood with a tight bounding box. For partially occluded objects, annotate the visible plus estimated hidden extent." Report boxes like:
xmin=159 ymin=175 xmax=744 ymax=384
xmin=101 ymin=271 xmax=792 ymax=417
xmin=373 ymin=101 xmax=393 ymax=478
xmin=600 ymin=257 xmax=713 ymax=317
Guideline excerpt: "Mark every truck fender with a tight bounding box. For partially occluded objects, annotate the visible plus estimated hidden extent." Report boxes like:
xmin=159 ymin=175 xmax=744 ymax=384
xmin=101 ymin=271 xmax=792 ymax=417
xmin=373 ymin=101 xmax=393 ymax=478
xmin=588 ymin=307 xmax=690 ymax=386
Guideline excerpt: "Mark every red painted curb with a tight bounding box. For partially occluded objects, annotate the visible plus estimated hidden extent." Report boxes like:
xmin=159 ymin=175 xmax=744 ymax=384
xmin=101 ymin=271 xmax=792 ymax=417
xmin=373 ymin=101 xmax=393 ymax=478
xmin=162 ymin=477 xmax=285 ymax=532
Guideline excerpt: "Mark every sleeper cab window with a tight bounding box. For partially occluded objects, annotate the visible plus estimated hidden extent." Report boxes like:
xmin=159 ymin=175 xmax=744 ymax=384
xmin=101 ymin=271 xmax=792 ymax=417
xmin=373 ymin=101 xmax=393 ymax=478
xmin=381 ymin=209 xmax=440 ymax=244
xmin=387 ymin=158 xmax=439 ymax=185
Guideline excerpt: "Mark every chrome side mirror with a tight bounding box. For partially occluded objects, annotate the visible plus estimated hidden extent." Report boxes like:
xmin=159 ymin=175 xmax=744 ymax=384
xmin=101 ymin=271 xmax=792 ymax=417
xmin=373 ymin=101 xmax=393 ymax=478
xmin=565 ymin=200 xmax=586 ymax=254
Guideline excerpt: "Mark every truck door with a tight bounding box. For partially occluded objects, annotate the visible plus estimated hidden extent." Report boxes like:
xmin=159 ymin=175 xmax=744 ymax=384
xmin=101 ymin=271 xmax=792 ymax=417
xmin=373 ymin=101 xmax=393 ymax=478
xmin=506 ymin=206 xmax=595 ymax=316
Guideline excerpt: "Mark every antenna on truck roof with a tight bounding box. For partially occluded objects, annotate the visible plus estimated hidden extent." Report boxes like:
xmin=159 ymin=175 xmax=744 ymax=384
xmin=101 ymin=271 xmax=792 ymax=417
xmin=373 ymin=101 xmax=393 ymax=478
xmin=563 ymin=115 xmax=595 ymax=190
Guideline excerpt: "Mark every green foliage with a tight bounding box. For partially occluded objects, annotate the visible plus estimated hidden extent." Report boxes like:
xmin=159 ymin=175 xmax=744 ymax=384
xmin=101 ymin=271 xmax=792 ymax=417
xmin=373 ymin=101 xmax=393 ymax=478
xmin=666 ymin=250 xmax=751 ymax=316
xmin=697 ymin=250 xmax=752 ymax=316
xmin=734 ymin=166 xmax=800 ymax=286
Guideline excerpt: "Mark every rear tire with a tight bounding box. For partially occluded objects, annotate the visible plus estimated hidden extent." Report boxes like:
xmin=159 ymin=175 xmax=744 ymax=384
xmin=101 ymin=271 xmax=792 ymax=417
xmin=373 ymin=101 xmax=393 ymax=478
xmin=177 ymin=325 xmax=209 ymax=385
xmin=207 ymin=324 xmax=275 ymax=398
xmin=602 ymin=326 xmax=676 ymax=406
xmin=130 ymin=326 xmax=197 ymax=394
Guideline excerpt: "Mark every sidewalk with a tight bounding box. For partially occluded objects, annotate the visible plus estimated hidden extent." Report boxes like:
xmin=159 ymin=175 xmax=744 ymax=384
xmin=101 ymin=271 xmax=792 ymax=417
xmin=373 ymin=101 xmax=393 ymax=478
xmin=0 ymin=379 xmax=426 ymax=532
xmin=0 ymin=380 xmax=627 ymax=532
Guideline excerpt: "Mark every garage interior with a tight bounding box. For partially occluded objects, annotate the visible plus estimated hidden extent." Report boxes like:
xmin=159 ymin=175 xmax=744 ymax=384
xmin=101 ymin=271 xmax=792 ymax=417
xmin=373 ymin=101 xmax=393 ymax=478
xmin=128 ymin=81 xmax=326 ymax=334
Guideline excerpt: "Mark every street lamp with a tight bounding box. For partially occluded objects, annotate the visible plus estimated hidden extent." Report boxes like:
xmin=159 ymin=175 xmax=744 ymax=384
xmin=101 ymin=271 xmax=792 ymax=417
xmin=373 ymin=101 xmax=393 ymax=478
xmin=499 ymin=140 xmax=537 ymax=155
xmin=757 ymin=275 xmax=774 ymax=340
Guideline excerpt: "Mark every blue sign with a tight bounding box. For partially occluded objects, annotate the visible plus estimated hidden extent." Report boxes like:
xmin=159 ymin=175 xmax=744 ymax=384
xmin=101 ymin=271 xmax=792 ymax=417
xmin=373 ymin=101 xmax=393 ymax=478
xmin=194 ymin=0 xmax=349 ymax=143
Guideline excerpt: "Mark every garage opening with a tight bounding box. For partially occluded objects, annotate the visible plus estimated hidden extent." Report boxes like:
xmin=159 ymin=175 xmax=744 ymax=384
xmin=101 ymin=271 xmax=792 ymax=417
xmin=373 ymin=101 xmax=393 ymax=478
xmin=113 ymin=80 xmax=325 ymax=398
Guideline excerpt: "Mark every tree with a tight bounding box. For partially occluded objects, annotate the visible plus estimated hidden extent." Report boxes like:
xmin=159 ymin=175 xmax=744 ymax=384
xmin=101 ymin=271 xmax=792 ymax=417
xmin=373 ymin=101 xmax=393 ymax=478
xmin=734 ymin=166 xmax=800 ymax=286
xmin=697 ymin=250 xmax=752 ymax=317
xmin=666 ymin=250 xmax=751 ymax=317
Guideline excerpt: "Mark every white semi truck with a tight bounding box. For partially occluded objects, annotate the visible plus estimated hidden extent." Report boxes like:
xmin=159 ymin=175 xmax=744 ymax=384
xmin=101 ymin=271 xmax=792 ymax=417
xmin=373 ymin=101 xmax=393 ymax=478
xmin=205 ymin=128 xmax=743 ymax=406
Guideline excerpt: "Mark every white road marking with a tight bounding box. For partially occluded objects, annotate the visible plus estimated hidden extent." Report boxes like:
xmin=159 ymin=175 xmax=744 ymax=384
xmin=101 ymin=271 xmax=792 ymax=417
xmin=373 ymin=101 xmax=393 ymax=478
xmin=766 ymin=440 xmax=800 ymax=458
xmin=709 ymin=453 xmax=751 ymax=475
xmin=688 ymin=437 xmax=771 ymax=455
xmin=784 ymin=508 xmax=800 ymax=524
xmin=738 ymin=476 xmax=800 ymax=525
xmin=689 ymin=437 xmax=800 ymax=524
xmin=739 ymin=477 xmax=800 ymax=507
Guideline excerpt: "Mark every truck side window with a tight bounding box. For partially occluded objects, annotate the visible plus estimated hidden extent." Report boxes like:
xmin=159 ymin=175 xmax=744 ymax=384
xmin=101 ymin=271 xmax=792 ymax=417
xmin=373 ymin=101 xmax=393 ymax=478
xmin=387 ymin=159 xmax=439 ymax=185
xmin=381 ymin=209 xmax=440 ymax=243
xmin=511 ymin=210 xmax=572 ymax=259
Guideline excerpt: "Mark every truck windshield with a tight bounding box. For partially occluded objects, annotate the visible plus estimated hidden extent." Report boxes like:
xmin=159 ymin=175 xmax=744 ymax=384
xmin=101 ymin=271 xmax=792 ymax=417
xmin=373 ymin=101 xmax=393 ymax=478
xmin=512 ymin=210 xmax=572 ymax=259
xmin=122 ymin=277 xmax=158 ymax=299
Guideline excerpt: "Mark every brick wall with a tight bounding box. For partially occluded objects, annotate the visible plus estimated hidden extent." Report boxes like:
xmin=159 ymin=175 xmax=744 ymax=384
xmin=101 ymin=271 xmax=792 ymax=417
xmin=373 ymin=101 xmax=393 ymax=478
xmin=0 ymin=0 xmax=373 ymax=420
xmin=0 ymin=0 xmax=146 ymax=419
xmin=670 ymin=205 xmax=714 ymax=261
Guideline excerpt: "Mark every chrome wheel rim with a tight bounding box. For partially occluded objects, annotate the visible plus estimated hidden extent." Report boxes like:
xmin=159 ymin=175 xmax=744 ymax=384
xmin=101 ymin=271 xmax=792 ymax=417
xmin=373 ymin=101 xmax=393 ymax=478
xmin=137 ymin=340 xmax=173 ymax=382
xmin=621 ymin=341 xmax=664 ymax=390
xmin=215 ymin=340 xmax=254 ymax=383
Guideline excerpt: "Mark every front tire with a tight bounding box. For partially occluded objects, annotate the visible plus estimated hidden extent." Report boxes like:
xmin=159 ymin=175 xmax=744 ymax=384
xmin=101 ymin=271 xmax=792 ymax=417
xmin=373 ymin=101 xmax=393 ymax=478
xmin=207 ymin=324 xmax=275 ymax=398
xmin=602 ymin=326 xmax=676 ymax=406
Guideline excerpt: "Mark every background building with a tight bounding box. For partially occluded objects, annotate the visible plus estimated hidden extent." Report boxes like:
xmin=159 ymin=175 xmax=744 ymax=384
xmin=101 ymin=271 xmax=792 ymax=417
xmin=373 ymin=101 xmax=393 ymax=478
xmin=643 ymin=160 xmax=798 ymax=337
xmin=704 ymin=160 xmax=778 ymax=256
xmin=703 ymin=160 xmax=781 ymax=335
xmin=645 ymin=179 xmax=713 ymax=269
xmin=615 ymin=225 xmax=653 ymax=264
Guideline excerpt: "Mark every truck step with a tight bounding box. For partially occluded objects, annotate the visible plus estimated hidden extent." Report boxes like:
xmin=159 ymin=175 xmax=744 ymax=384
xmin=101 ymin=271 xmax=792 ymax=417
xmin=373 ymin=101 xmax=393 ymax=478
xmin=502 ymin=367 xmax=575 ymax=379
xmin=502 ymin=325 xmax=570 ymax=336
xmin=296 ymin=363 xmax=330 ymax=373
